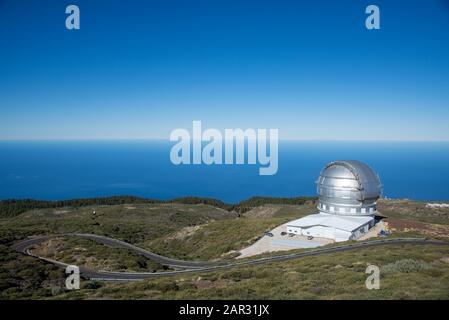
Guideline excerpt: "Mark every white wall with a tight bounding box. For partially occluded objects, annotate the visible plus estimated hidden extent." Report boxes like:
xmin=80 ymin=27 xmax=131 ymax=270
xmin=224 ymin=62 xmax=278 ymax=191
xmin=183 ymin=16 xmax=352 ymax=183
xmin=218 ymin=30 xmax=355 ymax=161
xmin=287 ymin=225 xmax=352 ymax=241
xmin=286 ymin=223 xmax=372 ymax=242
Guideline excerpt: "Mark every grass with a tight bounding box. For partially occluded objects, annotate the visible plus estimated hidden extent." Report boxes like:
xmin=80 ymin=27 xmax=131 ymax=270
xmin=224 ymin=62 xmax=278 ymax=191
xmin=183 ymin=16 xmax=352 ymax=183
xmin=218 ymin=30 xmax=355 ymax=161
xmin=381 ymin=259 xmax=431 ymax=274
xmin=29 ymin=237 xmax=166 ymax=272
xmin=0 ymin=203 xmax=236 ymax=245
xmin=1 ymin=198 xmax=449 ymax=299
xmin=0 ymin=244 xmax=66 ymax=299
xmin=54 ymin=244 xmax=449 ymax=300
xmin=0 ymin=202 xmax=237 ymax=299
xmin=143 ymin=204 xmax=316 ymax=260
xmin=378 ymin=199 xmax=449 ymax=225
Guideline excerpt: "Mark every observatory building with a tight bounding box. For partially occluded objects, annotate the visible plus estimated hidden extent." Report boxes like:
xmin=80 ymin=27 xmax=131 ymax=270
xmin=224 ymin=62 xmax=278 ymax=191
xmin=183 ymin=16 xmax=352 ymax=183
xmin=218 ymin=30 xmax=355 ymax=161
xmin=286 ymin=160 xmax=382 ymax=242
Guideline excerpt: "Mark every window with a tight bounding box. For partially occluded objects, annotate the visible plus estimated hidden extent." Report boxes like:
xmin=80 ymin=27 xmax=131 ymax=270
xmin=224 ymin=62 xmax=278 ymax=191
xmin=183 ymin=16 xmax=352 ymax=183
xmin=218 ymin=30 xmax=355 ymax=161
xmin=361 ymin=208 xmax=366 ymax=214
xmin=330 ymin=206 xmax=334 ymax=212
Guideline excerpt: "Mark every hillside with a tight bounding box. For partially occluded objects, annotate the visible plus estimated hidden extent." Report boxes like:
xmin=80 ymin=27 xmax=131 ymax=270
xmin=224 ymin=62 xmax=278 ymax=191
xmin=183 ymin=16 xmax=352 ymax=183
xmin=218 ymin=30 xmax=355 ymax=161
xmin=1 ymin=197 xmax=449 ymax=299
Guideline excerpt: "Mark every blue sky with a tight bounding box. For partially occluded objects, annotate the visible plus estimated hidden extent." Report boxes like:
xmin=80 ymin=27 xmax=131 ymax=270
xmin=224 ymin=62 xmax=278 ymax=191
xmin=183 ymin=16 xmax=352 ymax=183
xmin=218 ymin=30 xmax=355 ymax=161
xmin=1 ymin=0 xmax=449 ymax=140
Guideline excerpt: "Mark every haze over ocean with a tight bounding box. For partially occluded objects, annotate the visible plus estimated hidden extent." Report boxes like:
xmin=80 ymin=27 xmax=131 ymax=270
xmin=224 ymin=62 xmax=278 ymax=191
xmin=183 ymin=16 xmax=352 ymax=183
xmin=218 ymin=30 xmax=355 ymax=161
xmin=0 ymin=141 xmax=448 ymax=203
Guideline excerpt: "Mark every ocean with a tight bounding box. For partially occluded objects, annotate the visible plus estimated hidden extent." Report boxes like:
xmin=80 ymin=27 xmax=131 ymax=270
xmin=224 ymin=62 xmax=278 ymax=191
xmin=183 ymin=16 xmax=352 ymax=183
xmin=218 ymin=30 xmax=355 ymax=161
xmin=0 ymin=140 xmax=448 ymax=203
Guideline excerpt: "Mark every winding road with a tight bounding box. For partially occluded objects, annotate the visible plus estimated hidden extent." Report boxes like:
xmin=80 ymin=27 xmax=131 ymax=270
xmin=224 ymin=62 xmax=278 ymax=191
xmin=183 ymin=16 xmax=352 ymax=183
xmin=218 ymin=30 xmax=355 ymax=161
xmin=12 ymin=234 xmax=449 ymax=281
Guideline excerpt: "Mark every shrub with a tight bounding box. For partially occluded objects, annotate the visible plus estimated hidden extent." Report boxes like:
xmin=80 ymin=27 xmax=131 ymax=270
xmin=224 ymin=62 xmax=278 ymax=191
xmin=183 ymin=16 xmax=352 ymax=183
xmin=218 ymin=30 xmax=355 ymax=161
xmin=381 ymin=259 xmax=431 ymax=274
xmin=84 ymin=281 xmax=103 ymax=290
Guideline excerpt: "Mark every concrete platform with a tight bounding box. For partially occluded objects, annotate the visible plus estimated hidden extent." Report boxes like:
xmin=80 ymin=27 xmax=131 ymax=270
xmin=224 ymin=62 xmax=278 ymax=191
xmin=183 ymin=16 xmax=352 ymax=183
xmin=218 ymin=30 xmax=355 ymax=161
xmin=237 ymin=222 xmax=333 ymax=259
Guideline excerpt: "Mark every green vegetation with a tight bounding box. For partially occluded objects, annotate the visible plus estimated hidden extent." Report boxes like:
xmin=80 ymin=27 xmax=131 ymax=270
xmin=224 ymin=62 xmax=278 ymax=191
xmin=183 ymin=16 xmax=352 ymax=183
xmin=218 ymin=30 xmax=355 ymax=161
xmin=54 ymin=244 xmax=449 ymax=300
xmin=0 ymin=244 xmax=65 ymax=299
xmin=0 ymin=196 xmax=160 ymax=218
xmin=233 ymin=196 xmax=316 ymax=213
xmin=30 ymin=237 xmax=166 ymax=272
xmin=381 ymin=259 xmax=431 ymax=274
xmin=1 ymin=196 xmax=449 ymax=299
xmin=0 ymin=195 xmax=317 ymax=218
xmin=378 ymin=199 xmax=449 ymax=225
xmin=145 ymin=204 xmax=316 ymax=260
xmin=0 ymin=203 xmax=236 ymax=245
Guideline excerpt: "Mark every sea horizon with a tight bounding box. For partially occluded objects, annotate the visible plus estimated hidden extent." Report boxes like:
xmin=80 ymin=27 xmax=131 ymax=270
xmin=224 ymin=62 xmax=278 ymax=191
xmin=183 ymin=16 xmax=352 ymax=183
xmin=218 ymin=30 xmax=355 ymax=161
xmin=1 ymin=140 xmax=448 ymax=203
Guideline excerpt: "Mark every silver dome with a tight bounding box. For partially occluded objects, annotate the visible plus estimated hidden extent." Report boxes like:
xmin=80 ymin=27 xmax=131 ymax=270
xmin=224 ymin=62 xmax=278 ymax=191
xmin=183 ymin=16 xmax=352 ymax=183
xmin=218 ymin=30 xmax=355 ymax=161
xmin=316 ymin=160 xmax=382 ymax=216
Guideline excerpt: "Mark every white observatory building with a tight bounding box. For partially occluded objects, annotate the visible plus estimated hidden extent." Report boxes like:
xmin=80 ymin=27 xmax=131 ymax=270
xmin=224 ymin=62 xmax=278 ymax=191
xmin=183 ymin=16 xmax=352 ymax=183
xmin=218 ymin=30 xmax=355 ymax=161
xmin=286 ymin=160 xmax=383 ymax=242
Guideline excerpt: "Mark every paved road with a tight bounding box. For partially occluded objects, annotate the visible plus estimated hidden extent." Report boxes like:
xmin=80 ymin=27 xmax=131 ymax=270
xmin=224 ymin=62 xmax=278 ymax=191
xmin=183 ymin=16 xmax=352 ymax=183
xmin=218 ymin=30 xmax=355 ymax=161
xmin=12 ymin=234 xmax=449 ymax=281
xmin=12 ymin=233 xmax=217 ymax=270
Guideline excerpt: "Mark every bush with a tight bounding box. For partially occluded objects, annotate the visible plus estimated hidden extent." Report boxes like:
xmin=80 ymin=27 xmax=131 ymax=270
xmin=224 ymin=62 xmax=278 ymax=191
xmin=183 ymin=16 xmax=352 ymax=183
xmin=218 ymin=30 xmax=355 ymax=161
xmin=381 ymin=259 xmax=431 ymax=274
xmin=84 ymin=281 xmax=103 ymax=290
xmin=0 ymin=195 xmax=317 ymax=218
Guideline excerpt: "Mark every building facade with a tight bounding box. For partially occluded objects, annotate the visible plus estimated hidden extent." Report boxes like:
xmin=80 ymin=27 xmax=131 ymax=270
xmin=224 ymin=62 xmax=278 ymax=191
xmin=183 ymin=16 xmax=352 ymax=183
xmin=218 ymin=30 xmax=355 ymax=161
xmin=287 ymin=160 xmax=382 ymax=242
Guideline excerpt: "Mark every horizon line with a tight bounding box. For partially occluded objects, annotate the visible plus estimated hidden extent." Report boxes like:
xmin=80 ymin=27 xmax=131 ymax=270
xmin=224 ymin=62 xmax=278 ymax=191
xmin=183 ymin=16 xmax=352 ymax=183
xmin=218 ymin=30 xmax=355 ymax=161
xmin=1 ymin=138 xmax=449 ymax=143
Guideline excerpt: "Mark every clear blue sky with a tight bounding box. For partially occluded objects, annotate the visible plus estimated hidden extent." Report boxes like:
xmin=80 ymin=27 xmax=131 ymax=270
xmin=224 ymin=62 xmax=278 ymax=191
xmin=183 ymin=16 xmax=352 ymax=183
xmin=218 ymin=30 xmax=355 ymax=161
xmin=1 ymin=0 xmax=449 ymax=140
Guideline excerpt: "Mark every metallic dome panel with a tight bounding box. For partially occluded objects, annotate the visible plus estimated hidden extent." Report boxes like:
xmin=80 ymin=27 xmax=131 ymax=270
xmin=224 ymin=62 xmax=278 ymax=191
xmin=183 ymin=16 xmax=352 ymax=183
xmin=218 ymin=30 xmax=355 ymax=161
xmin=316 ymin=160 xmax=382 ymax=216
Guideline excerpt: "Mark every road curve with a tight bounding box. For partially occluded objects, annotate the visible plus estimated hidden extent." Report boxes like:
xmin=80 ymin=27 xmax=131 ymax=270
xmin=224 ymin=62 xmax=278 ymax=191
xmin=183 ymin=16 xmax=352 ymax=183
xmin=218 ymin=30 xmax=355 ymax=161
xmin=12 ymin=233 xmax=217 ymax=270
xmin=12 ymin=234 xmax=449 ymax=281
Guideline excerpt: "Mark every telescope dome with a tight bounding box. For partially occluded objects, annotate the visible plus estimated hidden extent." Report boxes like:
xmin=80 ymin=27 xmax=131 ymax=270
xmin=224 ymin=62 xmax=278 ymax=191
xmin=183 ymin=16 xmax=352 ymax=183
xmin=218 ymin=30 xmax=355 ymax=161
xmin=316 ymin=160 xmax=382 ymax=216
